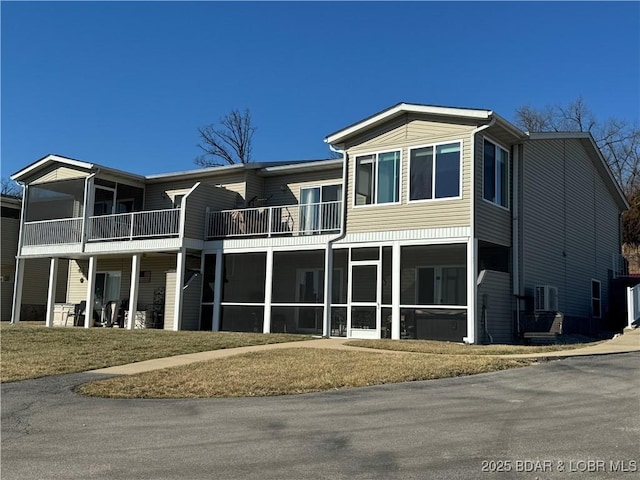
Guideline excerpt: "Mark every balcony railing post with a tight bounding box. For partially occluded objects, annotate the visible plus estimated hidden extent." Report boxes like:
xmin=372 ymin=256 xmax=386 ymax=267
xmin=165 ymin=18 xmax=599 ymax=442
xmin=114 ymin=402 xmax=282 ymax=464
xmin=267 ymin=207 xmax=273 ymax=238
xmin=129 ymin=212 xmax=135 ymax=241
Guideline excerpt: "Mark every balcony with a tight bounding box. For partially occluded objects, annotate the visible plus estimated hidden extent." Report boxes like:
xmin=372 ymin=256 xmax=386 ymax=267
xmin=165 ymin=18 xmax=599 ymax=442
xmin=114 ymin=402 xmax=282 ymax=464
xmin=206 ymin=200 xmax=342 ymax=239
xmin=88 ymin=209 xmax=180 ymax=241
xmin=21 ymin=209 xmax=181 ymax=247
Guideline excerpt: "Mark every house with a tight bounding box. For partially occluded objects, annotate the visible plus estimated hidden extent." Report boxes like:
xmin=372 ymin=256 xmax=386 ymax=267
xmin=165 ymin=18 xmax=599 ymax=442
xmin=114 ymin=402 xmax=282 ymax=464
xmin=1 ymin=194 xmax=64 ymax=322
xmin=9 ymin=103 xmax=628 ymax=342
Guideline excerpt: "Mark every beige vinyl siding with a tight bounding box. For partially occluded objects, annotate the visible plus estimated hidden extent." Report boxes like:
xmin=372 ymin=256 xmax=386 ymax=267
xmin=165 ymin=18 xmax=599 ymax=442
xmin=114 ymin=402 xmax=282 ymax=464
xmin=144 ymin=172 xmax=246 ymax=211
xmin=345 ymin=118 xmax=475 ymax=233
xmin=1 ymin=217 xmax=19 ymax=265
xmin=522 ymin=138 xmax=622 ymax=321
xmin=475 ymin=134 xmax=512 ymax=246
xmin=164 ymin=271 xmax=176 ymax=329
xmin=263 ymin=168 xmax=343 ymax=234
xmin=30 ymin=166 xmax=89 ymax=185
xmin=183 ymin=183 xmax=217 ymax=240
xmin=477 ymin=270 xmax=513 ymax=343
xmin=66 ymin=255 xmax=176 ymax=311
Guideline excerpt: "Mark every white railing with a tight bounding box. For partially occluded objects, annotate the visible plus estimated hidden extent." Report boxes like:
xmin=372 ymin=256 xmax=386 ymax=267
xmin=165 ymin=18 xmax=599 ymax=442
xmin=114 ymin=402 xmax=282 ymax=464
xmin=88 ymin=209 xmax=180 ymax=241
xmin=612 ymin=253 xmax=629 ymax=279
xmin=22 ymin=217 xmax=83 ymax=246
xmin=627 ymin=284 xmax=640 ymax=328
xmin=206 ymin=200 xmax=342 ymax=239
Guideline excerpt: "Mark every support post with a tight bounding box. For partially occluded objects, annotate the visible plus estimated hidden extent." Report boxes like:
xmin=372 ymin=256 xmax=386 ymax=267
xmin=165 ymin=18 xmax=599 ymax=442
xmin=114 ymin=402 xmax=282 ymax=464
xmin=391 ymin=242 xmax=401 ymax=340
xmin=263 ymin=248 xmax=273 ymax=333
xmin=173 ymin=248 xmax=186 ymax=331
xmin=11 ymin=258 xmax=25 ymax=325
xmin=127 ymin=254 xmax=141 ymax=330
xmin=85 ymin=256 xmax=97 ymax=328
xmin=45 ymin=258 xmax=59 ymax=327
xmin=465 ymin=238 xmax=477 ymax=344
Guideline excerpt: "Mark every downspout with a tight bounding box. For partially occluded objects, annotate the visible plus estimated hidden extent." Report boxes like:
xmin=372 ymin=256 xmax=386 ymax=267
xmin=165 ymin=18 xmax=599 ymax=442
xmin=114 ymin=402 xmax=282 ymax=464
xmin=512 ymin=143 xmax=522 ymax=338
xmin=464 ymin=117 xmax=496 ymax=344
xmin=321 ymin=143 xmax=348 ymax=337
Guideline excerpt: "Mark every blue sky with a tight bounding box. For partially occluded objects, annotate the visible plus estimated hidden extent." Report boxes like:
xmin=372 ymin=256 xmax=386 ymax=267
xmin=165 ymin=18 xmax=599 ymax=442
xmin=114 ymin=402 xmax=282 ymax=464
xmin=2 ymin=1 xmax=639 ymax=177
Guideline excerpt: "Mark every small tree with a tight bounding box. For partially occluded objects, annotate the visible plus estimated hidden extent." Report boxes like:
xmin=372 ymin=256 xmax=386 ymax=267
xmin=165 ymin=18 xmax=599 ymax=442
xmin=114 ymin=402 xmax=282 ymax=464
xmin=1 ymin=177 xmax=22 ymax=197
xmin=195 ymin=109 xmax=256 ymax=167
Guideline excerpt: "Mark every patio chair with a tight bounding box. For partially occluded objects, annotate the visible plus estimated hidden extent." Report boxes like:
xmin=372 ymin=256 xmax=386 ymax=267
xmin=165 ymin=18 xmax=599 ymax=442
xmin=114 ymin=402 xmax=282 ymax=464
xmin=66 ymin=301 xmax=86 ymax=327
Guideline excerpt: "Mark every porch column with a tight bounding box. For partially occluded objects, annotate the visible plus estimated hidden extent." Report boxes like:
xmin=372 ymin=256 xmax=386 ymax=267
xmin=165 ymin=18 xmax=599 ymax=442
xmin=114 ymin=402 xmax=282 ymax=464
xmin=45 ymin=258 xmax=59 ymax=327
xmin=322 ymin=246 xmax=333 ymax=337
xmin=212 ymin=249 xmax=222 ymax=331
xmin=391 ymin=242 xmax=401 ymax=340
xmin=127 ymin=254 xmax=141 ymax=330
xmin=465 ymin=238 xmax=477 ymax=344
xmin=85 ymin=256 xmax=97 ymax=328
xmin=10 ymin=258 xmax=25 ymax=325
xmin=263 ymin=248 xmax=273 ymax=333
xmin=173 ymin=248 xmax=186 ymax=331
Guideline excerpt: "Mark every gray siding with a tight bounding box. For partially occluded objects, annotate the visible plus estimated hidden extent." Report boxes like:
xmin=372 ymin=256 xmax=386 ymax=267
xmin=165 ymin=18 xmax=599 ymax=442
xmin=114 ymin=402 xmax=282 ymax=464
xmin=522 ymin=138 xmax=621 ymax=324
xmin=475 ymin=134 xmax=512 ymax=247
xmin=478 ymin=270 xmax=513 ymax=344
xmin=1 ymin=217 xmax=19 ymax=266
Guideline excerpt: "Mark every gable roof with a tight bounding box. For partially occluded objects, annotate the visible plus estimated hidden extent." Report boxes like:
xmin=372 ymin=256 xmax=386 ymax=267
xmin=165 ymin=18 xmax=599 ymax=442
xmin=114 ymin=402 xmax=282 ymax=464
xmin=527 ymin=132 xmax=629 ymax=210
xmin=10 ymin=154 xmax=146 ymax=183
xmin=324 ymin=102 xmax=526 ymax=146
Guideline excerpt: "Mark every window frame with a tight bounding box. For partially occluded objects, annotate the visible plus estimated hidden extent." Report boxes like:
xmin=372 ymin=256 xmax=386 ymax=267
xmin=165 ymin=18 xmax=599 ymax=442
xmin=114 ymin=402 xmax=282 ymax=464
xmin=482 ymin=137 xmax=511 ymax=210
xmin=407 ymin=140 xmax=464 ymax=204
xmin=353 ymin=149 xmax=402 ymax=208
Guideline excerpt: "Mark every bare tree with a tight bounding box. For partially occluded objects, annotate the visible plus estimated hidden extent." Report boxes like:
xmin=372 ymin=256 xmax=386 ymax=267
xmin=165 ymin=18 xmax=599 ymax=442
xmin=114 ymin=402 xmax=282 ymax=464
xmin=195 ymin=109 xmax=256 ymax=167
xmin=1 ymin=177 xmax=22 ymax=197
xmin=515 ymin=96 xmax=640 ymax=194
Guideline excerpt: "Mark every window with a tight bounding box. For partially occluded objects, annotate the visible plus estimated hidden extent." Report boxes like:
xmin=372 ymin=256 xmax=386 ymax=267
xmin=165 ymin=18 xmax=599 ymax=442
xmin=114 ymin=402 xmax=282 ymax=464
xmin=591 ymin=280 xmax=601 ymax=318
xmin=409 ymin=142 xmax=461 ymax=201
xmin=483 ymin=139 xmax=509 ymax=208
xmin=355 ymin=150 xmax=400 ymax=205
xmin=300 ymin=184 xmax=342 ymax=233
xmin=416 ymin=266 xmax=466 ymax=306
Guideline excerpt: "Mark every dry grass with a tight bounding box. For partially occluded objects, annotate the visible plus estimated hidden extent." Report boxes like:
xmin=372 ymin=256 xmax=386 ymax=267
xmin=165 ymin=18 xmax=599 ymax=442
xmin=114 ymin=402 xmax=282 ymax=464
xmin=77 ymin=348 xmax=534 ymax=398
xmin=0 ymin=322 xmax=311 ymax=382
xmin=345 ymin=338 xmax=602 ymax=355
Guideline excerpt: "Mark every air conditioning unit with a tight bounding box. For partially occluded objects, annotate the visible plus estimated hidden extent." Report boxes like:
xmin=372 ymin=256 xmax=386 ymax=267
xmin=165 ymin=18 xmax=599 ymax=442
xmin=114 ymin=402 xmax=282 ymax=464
xmin=535 ymin=285 xmax=558 ymax=312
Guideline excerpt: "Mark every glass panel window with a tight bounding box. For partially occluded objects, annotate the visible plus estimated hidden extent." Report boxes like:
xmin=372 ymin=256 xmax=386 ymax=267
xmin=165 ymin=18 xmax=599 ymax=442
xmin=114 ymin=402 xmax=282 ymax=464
xmin=483 ymin=139 xmax=509 ymax=208
xmin=410 ymin=147 xmax=433 ymax=201
xmin=409 ymin=142 xmax=461 ymax=201
xmin=355 ymin=151 xmax=400 ymax=205
xmin=591 ymin=280 xmax=601 ymax=318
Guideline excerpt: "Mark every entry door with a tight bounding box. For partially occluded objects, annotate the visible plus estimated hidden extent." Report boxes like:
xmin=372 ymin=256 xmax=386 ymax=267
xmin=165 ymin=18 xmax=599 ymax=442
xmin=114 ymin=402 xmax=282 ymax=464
xmin=348 ymin=261 xmax=381 ymax=339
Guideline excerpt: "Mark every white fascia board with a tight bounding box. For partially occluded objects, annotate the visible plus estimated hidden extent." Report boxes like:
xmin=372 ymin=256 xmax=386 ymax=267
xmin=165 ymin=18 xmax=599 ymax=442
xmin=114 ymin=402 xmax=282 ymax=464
xmin=145 ymin=163 xmax=247 ymax=183
xmin=325 ymin=103 xmax=492 ymax=145
xmin=11 ymin=154 xmax=94 ymax=181
xmin=259 ymin=159 xmax=343 ymax=176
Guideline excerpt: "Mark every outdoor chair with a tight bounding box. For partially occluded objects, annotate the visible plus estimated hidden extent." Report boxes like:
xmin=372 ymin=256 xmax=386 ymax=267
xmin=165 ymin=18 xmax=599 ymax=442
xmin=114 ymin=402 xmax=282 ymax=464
xmin=66 ymin=301 xmax=86 ymax=327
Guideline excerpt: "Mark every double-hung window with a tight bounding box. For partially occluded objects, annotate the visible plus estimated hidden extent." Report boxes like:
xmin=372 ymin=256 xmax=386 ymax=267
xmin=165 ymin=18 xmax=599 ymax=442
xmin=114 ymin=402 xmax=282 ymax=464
xmin=355 ymin=150 xmax=400 ymax=205
xmin=483 ymin=139 xmax=509 ymax=208
xmin=409 ymin=142 xmax=462 ymax=201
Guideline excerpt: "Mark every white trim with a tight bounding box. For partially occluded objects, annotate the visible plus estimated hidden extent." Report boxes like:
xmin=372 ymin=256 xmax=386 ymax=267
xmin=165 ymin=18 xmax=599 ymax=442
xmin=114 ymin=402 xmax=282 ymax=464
xmin=325 ymin=103 xmax=492 ymax=145
xmin=263 ymin=248 xmax=273 ymax=333
xmin=391 ymin=242 xmax=401 ymax=340
xmin=127 ymin=254 xmax=141 ymax=330
xmin=45 ymin=258 xmax=58 ymax=328
xmin=11 ymin=259 xmax=24 ymax=324
xmin=11 ymin=155 xmax=93 ymax=181
xmin=353 ymin=148 xmax=402 ymax=208
xmin=85 ymin=256 xmax=97 ymax=328
xmin=212 ymin=249 xmax=223 ymax=331
xmin=173 ymin=249 xmax=186 ymax=331
xmin=407 ymin=140 xmax=464 ymax=203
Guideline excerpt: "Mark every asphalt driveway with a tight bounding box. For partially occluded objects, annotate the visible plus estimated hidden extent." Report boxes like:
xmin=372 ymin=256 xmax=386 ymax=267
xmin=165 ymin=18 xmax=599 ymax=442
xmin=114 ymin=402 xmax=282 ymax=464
xmin=2 ymin=353 xmax=639 ymax=480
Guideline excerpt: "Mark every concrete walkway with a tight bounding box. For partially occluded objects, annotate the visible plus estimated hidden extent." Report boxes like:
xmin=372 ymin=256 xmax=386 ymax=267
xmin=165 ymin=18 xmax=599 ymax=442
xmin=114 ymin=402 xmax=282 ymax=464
xmin=90 ymin=327 xmax=640 ymax=376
